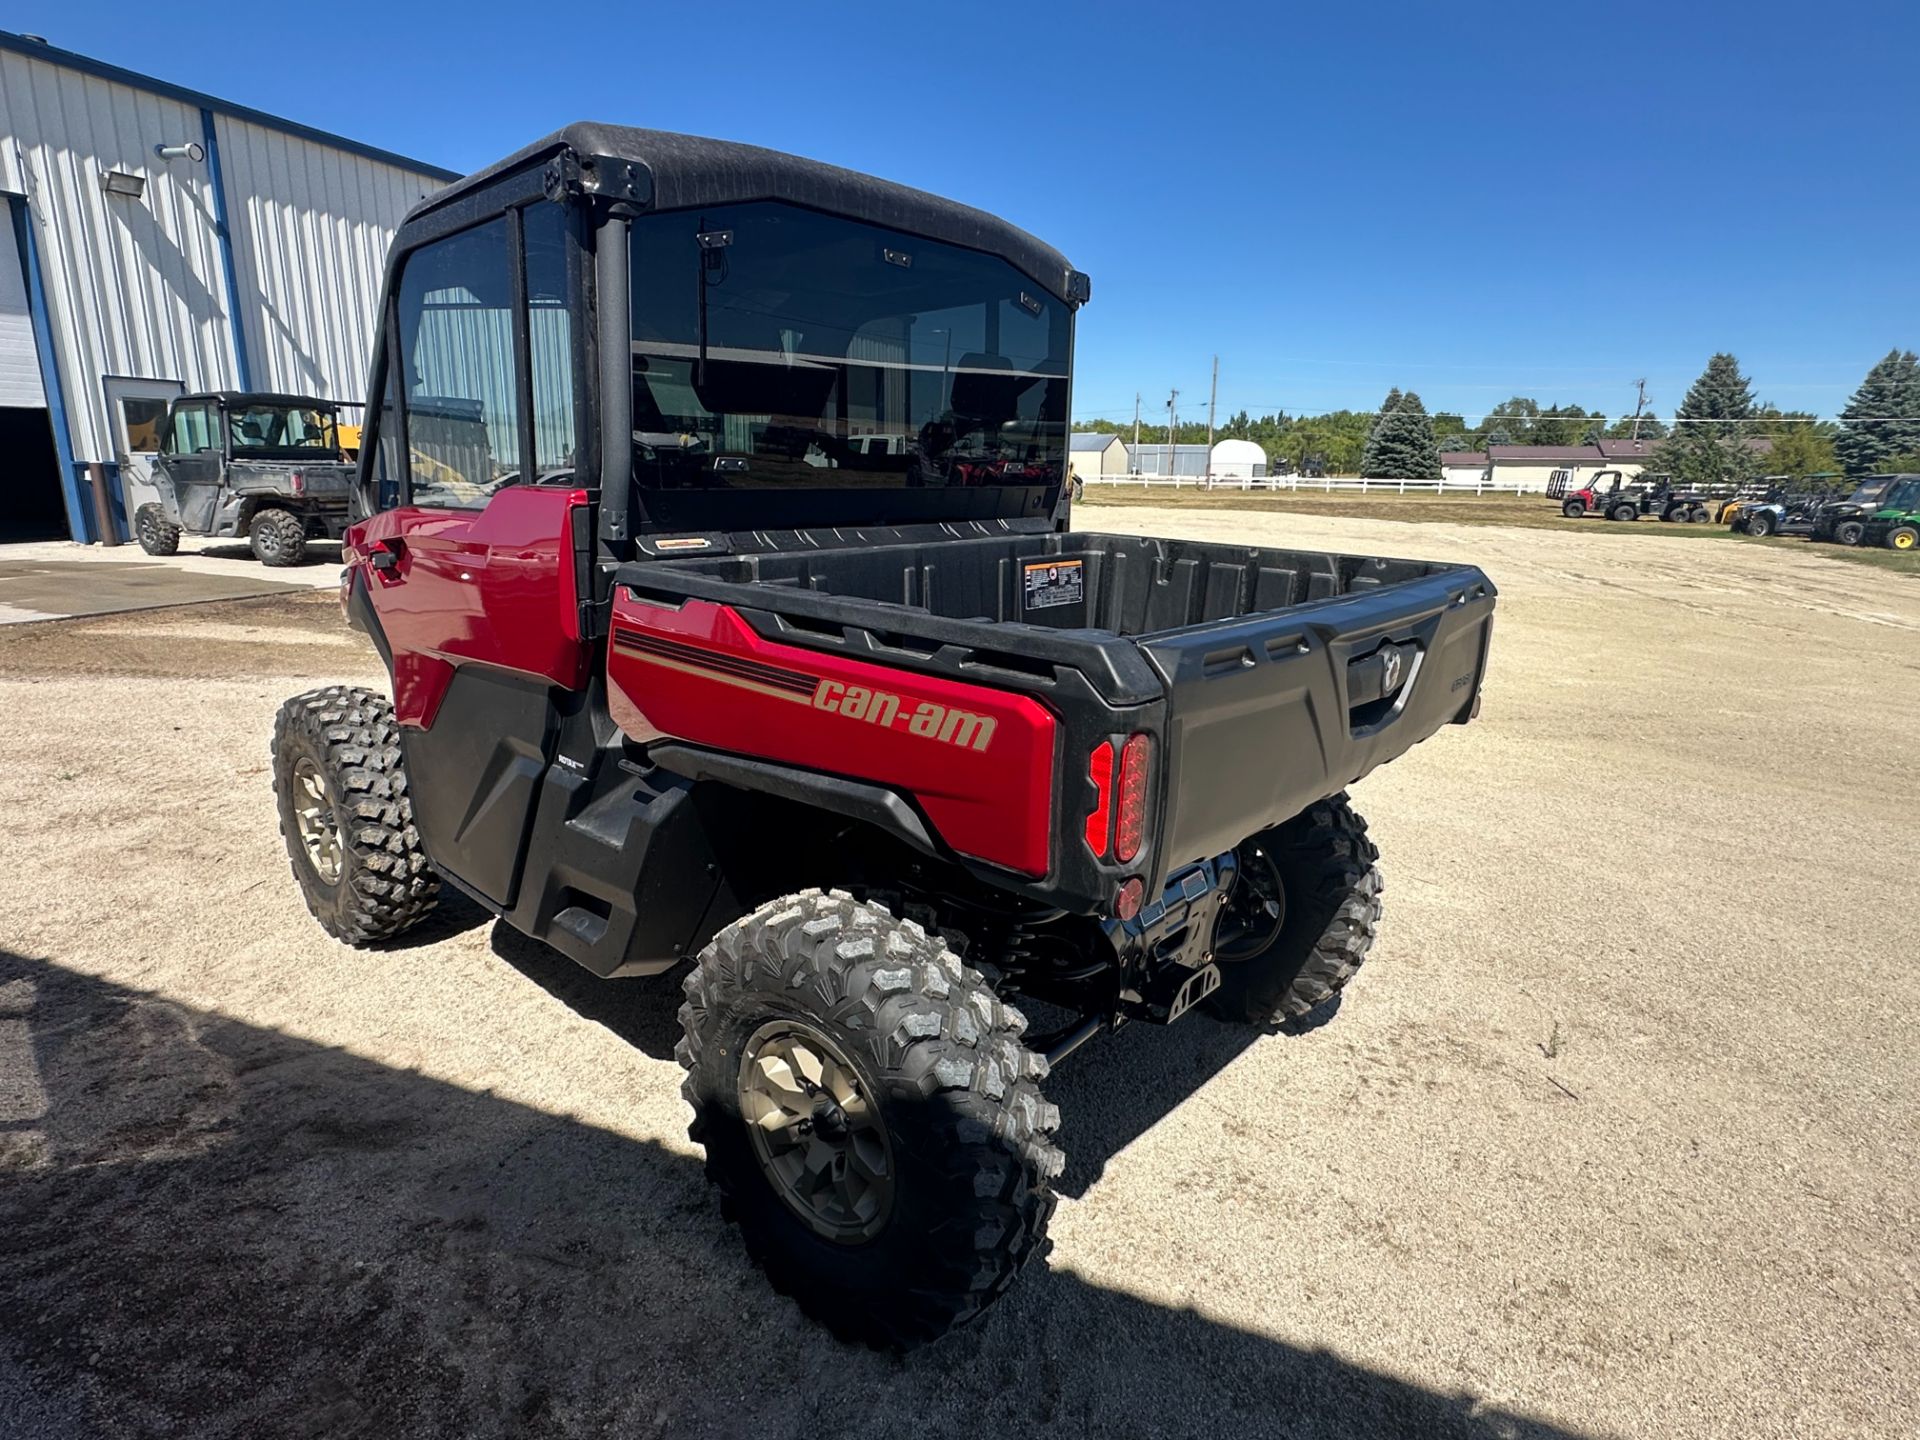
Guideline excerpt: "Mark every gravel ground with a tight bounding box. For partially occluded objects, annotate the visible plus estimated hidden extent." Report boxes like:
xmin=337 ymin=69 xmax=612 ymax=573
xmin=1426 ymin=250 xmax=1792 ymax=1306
xmin=1 ymin=505 xmax=1916 ymax=1439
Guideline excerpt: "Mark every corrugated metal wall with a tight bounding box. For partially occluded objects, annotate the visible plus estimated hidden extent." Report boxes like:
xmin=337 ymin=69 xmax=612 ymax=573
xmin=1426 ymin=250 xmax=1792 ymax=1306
xmin=0 ymin=48 xmax=235 ymax=463
xmin=0 ymin=42 xmax=446 ymax=472
xmin=215 ymin=115 xmax=440 ymax=407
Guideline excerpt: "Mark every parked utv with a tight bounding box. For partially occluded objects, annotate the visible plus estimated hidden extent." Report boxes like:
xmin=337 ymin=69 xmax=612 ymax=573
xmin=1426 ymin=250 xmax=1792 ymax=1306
xmin=1804 ymin=475 xmax=1912 ymax=547
xmin=1854 ymin=474 xmax=1920 ymax=550
xmin=134 ymin=392 xmax=354 ymax=565
xmin=269 ymin=125 xmax=1497 ymax=1347
xmin=1550 ymin=469 xmax=1710 ymax=522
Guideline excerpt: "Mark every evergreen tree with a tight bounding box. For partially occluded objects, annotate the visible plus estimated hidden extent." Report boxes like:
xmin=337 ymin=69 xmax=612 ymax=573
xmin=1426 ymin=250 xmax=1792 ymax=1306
xmin=1676 ymin=353 xmax=1755 ymax=421
xmin=1650 ymin=354 xmax=1759 ymax=488
xmin=1361 ymin=389 xmax=1442 ymax=478
xmin=1834 ymin=350 xmax=1920 ymax=476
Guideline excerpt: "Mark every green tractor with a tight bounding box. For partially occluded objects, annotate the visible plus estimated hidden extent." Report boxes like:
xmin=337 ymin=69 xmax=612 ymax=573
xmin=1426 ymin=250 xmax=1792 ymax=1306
xmin=1857 ymin=474 xmax=1920 ymax=552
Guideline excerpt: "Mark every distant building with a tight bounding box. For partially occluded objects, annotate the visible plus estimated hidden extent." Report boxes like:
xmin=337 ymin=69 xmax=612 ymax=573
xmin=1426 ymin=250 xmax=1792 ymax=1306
xmin=1486 ymin=438 xmax=1773 ymax=490
xmin=1208 ymin=438 xmax=1267 ymax=480
xmin=1441 ymin=450 xmax=1489 ymax=485
xmin=1124 ymin=439 xmax=1270 ymax=478
xmin=1068 ymin=431 xmax=1129 ymax=482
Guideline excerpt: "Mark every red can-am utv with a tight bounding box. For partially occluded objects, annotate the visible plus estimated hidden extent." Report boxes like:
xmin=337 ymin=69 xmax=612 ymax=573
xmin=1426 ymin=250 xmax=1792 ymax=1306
xmin=271 ymin=125 xmax=1497 ymax=1347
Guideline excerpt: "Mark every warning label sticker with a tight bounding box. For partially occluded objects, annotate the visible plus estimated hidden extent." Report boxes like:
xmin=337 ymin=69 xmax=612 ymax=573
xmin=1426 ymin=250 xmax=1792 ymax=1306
xmin=1023 ymin=559 xmax=1085 ymax=611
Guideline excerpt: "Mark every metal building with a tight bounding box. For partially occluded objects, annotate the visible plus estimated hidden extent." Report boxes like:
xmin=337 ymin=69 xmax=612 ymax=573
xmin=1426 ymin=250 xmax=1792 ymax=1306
xmin=0 ymin=30 xmax=457 ymax=543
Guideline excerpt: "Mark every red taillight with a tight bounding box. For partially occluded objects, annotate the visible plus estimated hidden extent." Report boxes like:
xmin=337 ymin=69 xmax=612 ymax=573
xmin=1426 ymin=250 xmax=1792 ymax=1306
xmin=1114 ymin=733 xmax=1151 ymax=863
xmin=1084 ymin=740 xmax=1114 ymax=857
xmin=289 ymin=471 xmax=305 ymax=495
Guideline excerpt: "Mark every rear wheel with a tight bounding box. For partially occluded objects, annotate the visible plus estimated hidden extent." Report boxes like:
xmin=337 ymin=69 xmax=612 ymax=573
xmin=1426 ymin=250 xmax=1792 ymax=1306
xmin=1561 ymin=499 xmax=1586 ymax=518
xmin=271 ymin=686 xmax=439 ymax=943
xmin=1687 ymin=505 xmax=1711 ymax=523
xmin=134 ymin=503 xmax=180 ymax=556
xmin=677 ymin=890 xmax=1061 ymax=1348
xmin=1888 ymin=524 xmax=1919 ymax=552
xmin=249 ymin=508 xmax=308 ymax=566
xmin=1206 ymin=795 xmax=1383 ymax=1026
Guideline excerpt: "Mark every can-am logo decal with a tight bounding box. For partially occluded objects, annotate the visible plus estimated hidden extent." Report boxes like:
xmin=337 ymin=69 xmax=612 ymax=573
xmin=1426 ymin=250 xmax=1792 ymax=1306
xmin=613 ymin=628 xmax=995 ymax=752
xmin=811 ymin=680 xmax=996 ymax=752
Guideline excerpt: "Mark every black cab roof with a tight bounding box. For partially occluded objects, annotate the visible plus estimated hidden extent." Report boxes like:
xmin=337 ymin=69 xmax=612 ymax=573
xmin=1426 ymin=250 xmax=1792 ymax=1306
xmin=404 ymin=122 xmax=1088 ymax=305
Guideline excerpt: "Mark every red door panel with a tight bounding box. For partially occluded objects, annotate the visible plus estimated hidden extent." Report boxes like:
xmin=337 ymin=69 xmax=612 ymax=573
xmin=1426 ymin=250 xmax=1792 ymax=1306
xmin=350 ymin=487 xmax=590 ymax=727
xmin=608 ymin=594 xmax=1057 ymax=877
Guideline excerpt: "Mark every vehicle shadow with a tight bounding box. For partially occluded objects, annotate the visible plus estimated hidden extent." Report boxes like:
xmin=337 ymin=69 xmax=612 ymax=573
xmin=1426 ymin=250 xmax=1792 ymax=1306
xmin=191 ymin=541 xmax=345 ymax=567
xmin=485 ymin=924 xmax=1342 ymax=1194
xmin=0 ymin=949 xmax=1588 ymax=1440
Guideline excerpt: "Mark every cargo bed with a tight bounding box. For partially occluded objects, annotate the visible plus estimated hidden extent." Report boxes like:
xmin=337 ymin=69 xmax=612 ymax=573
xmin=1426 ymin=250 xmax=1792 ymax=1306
xmin=619 ymin=529 xmax=1496 ymax=896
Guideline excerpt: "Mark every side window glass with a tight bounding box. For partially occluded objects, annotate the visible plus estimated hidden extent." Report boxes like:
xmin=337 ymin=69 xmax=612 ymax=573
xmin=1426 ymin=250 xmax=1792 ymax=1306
xmin=372 ymin=358 xmax=403 ymax=511
xmin=396 ymin=218 xmax=518 ymax=510
xmin=169 ymin=405 xmax=213 ymax=454
xmin=523 ymin=204 xmax=576 ymax=478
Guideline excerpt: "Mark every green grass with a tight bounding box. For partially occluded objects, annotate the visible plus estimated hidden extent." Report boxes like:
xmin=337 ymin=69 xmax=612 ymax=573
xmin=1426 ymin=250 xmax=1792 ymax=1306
xmin=1078 ymin=487 xmax=1920 ymax=576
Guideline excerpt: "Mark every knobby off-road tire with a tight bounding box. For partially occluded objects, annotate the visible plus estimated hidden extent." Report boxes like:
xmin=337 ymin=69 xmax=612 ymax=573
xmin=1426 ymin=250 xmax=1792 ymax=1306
xmin=1609 ymin=503 xmax=1639 ymax=523
xmin=1561 ymin=499 xmax=1586 ymax=519
xmin=1206 ymin=794 xmax=1384 ymax=1026
xmin=1834 ymin=520 xmax=1866 ymax=547
xmin=134 ymin=503 xmax=180 ymax=556
xmin=677 ymin=890 xmax=1063 ymax=1348
xmin=250 ymin=508 xmax=308 ymax=566
xmin=1747 ymin=511 xmax=1778 ymax=538
xmin=271 ymin=686 xmax=438 ymax=944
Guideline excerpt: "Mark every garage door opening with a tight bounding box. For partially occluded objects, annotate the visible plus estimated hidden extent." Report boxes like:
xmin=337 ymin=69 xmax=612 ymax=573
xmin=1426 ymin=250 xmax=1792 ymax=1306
xmin=0 ymin=406 xmax=68 ymax=541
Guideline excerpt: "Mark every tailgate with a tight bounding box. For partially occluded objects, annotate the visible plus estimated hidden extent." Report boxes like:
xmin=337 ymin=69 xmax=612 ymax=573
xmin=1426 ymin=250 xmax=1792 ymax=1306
xmin=296 ymin=464 xmax=355 ymax=499
xmin=1139 ymin=566 xmax=1494 ymax=876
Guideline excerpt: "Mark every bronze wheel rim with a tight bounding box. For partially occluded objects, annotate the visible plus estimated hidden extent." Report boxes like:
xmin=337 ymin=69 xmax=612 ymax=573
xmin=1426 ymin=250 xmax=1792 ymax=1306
xmin=737 ymin=1019 xmax=893 ymax=1244
xmin=291 ymin=756 xmax=345 ymax=885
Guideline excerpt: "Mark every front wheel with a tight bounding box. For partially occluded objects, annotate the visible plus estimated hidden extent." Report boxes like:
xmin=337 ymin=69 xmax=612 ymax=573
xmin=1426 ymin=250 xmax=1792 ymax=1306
xmin=134 ymin=503 xmax=181 ymax=556
xmin=677 ymin=891 xmax=1061 ymax=1348
xmin=1835 ymin=520 xmax=1866 ymax=547
xmin=1206 ymin=795 xmax=1383 ymax=1026
xmin=1747 ymin=512 xmax=1777 ymax=538
xmin=271 ymin=686 xmax=439 ymax=944
xmin=1888 ymin=524 xmax=1920 ymax=552
xmin=249 ymin=508 xmax=308 ymax=566
xmin=1610 ymin=503 xmax=1639 ymax=523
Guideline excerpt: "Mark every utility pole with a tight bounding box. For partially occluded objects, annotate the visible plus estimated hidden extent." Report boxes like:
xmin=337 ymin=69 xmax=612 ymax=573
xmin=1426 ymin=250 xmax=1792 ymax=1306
xmin=1132 ymin=393 xmax=1141 ymax=458
xmin=1630 ymin=378 xmax=1648 ymax=441
xmin=1205 ymin=356 xmax=1219 ymax=485
xmin=1165 ymin=390 xmax=1178 ymax=477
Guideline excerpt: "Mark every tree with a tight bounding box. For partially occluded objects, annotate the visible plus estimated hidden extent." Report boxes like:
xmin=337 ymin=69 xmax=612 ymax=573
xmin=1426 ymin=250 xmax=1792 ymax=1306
xmin=1481 ymin=397 xmax=1542 ymax=442
xmin=1649 ymin=353 xmax=1759 ymax=488
xmin=1484 ymin=427 xmax=1514 ymax=447
xmin=1360 ymin=390 xmax=1442 ymax=479
xmin=1834 ymin=349 xmax=1920 ymax=476
xmin=1605 ymin=413 xmax=1668 ymax=440
xmin=1677 ymin=352 xmax=1755 ymax=422
xmin=1438 ymin=432 xmax=1472 ymax=453
xmin=1763 ymin=424 xmax=1842 ymax=484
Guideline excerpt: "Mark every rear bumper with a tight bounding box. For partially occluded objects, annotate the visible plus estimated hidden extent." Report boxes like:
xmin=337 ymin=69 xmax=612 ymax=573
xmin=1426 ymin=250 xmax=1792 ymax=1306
xmin=1141 ymin=569 xmax=1496 ymax=880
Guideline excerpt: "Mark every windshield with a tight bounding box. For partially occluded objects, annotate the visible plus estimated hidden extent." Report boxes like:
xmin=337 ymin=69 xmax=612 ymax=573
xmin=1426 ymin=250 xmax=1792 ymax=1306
xmin=227 ymin=404 xmax=338 ymax=455
xmin=1842 ymin=478 xmax=1892 ymax=508
xmin=627 ymin=202 xmax=1069 ymax=522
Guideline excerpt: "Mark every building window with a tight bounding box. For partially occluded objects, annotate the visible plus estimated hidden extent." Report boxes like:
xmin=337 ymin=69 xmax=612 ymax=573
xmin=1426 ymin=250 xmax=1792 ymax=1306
xmin=120 ymin=396 xmax=172 ymax=454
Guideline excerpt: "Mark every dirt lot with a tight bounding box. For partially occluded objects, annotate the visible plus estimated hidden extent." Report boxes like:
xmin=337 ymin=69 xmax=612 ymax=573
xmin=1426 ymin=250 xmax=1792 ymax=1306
xmin=2 ymin=505 xmax=1916 ymax=1439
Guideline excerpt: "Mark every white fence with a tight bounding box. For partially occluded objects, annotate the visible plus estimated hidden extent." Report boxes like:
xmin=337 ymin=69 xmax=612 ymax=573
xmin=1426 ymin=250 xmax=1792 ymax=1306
xmin=1080 ymin=474 xmax=1546 ymax=496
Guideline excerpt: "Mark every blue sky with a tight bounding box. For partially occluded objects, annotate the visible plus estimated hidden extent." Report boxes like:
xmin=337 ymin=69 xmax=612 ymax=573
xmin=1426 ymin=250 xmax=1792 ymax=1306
xmin=18 ymin=0 xmax=1919 ymax=422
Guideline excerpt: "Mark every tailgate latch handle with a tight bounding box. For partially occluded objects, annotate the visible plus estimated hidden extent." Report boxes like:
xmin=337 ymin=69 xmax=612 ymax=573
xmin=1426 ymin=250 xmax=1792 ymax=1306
xmin=1346 ymin=641 xmax=1420 ymax=731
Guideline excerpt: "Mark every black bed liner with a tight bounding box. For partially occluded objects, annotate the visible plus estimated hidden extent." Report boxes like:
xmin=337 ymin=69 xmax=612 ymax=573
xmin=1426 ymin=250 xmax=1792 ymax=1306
xmin=623 ymin=530 xmax=1496 ymax=891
